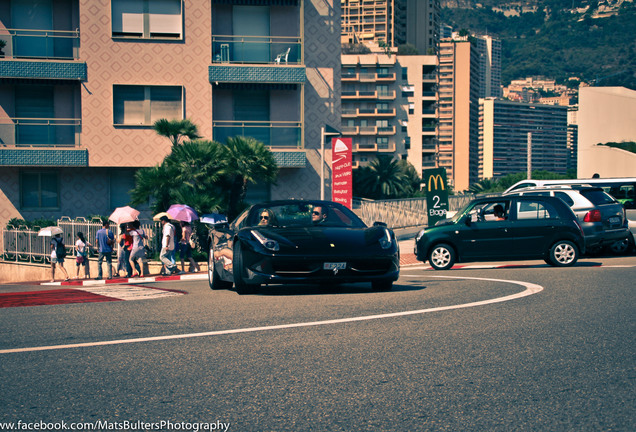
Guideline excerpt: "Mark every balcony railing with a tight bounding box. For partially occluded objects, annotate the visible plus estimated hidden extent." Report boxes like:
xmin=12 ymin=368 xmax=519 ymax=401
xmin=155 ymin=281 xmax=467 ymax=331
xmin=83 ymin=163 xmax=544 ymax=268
xmin=211 ymin=35 xmax=301 ymax=65
xmin=0 ymin=118 xmax=81 ymax=147
xmin=213 ymin=121 xmax=302 ymax=148
xmin=0 ymin=29 xmax=80 ymax=60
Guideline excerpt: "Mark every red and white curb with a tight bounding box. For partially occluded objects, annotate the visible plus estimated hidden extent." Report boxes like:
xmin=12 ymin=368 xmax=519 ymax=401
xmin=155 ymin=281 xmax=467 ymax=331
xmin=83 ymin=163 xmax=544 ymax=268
xmin=41 ymin=272 xmax=207 ymax=287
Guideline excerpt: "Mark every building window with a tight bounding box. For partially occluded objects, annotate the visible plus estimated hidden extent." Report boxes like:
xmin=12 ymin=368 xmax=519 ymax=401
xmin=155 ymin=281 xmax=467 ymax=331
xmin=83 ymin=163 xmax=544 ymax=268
xmin=402 ymin=67 xmax=408 ymax=81
xmin=21 ymin=171 xmax=59 ymax=209
xmin=112 ymin=0 xmax=183 ymax=39
xmin=113 ymin=85 xmax=183 ymax=126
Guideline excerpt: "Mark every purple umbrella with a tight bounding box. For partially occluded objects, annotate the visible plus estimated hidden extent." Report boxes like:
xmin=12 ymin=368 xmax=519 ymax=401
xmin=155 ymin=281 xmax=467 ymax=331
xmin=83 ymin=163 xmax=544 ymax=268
xmin=166 ymin=204 xmax=199 ymax=222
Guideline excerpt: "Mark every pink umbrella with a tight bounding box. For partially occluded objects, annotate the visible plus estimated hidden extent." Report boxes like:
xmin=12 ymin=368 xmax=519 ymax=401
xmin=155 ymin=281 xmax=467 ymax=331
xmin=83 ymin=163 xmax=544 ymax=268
xmin=109 ymin=206 xmax=140 ymax=224
xmin=167 ymin=204 xmax=199 ymax=222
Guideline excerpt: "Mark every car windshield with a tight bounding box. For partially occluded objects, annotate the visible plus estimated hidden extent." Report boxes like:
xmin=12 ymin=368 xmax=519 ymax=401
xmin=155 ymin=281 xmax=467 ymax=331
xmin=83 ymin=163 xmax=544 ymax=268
xmin=247 ymin=203 xmax=367 ymax=228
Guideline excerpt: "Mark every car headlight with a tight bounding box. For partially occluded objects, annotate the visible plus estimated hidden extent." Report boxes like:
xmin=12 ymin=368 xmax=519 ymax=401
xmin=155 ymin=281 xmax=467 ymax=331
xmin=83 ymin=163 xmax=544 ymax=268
xmin=379 ymin=228 xmax=393 ymax=249
xmin=415 ymin=229 xmax=426 ymax=242
xmin=251 ymin=230 xmax=280 ymax=251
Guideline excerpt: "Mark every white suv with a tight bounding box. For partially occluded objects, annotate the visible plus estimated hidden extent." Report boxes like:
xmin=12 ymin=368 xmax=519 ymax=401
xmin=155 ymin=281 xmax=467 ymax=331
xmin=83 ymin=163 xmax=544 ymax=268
xmin=504 ymin=185 xmax=631 ymax=254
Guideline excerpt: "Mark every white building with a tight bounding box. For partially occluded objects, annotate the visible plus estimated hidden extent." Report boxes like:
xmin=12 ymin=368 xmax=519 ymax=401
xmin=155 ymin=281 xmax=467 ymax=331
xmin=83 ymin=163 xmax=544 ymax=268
xmin=578 ymin=87 xmax=636 ymax=177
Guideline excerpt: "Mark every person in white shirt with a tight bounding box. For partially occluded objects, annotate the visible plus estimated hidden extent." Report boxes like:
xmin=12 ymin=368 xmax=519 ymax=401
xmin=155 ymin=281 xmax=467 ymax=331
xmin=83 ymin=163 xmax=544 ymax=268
xmin=159 ymin=215 xmax=178 ymax=275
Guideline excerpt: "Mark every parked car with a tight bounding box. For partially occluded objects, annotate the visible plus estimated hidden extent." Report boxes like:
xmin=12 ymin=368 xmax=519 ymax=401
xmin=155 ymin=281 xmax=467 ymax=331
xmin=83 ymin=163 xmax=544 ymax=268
xmin=206 ymin=200 xmax=400 ymax=294
xmin=414 ymin=195 xmax=586 ymax=270
xmin=504 ymin=185 xmax=630 ymax=254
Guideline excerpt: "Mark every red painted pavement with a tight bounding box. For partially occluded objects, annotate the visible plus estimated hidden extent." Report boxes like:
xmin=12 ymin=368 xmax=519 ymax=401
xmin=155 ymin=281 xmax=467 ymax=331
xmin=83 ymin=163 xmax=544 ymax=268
xmin=0 ymin=289 xmax=120 ymax=308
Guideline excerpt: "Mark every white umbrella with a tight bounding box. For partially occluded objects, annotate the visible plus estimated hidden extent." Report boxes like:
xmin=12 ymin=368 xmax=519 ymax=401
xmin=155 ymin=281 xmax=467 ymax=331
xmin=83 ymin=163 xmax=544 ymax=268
xmin=37 ymin=226 xmax=64 ymax=236
xmin=109 ymin=206 xmax=140 ymax=224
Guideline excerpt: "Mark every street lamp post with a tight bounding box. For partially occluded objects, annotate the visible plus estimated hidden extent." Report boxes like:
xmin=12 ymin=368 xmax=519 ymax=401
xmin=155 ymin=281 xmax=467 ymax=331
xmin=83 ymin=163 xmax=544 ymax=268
xmin=320 ymin=125 xmax=341 ymax=200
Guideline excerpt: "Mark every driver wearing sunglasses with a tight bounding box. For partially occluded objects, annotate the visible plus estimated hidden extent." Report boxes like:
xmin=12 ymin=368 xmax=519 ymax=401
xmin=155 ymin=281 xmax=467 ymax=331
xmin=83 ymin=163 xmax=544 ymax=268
xmin=258 ymin=209 xmax=275 ymax=226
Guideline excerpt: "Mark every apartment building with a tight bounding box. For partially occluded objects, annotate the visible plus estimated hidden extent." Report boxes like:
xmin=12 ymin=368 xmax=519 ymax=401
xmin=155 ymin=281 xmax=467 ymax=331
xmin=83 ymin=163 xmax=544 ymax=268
xmin=480 ymin=98 xmax=569 ymax=178
xmin=473 ymin=35 xmax=502 ymax=99
xmin=0 ymin=0 xmax=340 ymax=229
xmin=340 ymin=53 xmax=437 ymax=176
xmin=341 ymin=0 xmax=439 ymax=54
xmin=437 ymin=39 xmax=480 ymax=192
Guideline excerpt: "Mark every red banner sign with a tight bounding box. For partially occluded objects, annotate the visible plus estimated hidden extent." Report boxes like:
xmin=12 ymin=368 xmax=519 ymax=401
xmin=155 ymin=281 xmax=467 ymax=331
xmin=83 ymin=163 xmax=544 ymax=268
xmin=331 ymin=137 xmax=352 ymax=208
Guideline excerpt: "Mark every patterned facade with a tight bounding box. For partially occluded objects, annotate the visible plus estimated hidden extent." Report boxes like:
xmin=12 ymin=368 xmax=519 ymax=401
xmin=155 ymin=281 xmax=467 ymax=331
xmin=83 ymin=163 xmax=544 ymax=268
xmin=0 ymin=0 xmax=340 ymax=229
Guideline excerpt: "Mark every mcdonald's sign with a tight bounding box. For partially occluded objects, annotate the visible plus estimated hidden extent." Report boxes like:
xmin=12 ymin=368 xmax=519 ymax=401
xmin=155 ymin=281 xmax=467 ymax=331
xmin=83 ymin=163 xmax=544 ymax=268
xmin=423 ymin=168 xmax=449 ymax=226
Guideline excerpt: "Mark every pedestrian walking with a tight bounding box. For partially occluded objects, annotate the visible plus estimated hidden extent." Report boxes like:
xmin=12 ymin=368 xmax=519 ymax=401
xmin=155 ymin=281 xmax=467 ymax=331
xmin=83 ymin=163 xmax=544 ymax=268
xmin=128 ymin=220 xmax=147 ymax=277
xmin=179 ymin=221 xmax=200 ymax=273
xmin=95 ymin=220 xmax=115 ymax=280
xmin=74 ymin=232 xmax=91 ymax=279
xmin=50 ymin=233 xmax=70 ymax=282
xmin=159 ymin=215 xmax=178 ymax=275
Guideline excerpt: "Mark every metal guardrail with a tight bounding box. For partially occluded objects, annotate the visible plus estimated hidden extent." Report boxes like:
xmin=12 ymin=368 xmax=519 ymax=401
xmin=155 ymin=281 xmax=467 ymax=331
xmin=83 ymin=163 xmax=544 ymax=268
xmin=356 ymin=195 xmax=476 ymax=229
xmin=2 ymin=217 xmax=160 ymax=264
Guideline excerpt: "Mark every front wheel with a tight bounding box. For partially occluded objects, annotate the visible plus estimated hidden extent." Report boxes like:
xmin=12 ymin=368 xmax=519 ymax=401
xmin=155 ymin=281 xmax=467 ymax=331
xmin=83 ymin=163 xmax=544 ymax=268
xmin=548 ymin=240 xmax=578 ymax=267
xmin=233 ymin=241 xmax=260 ymax=295
xmin=428 ymin=243 xmax=456 ymax=270
xmin=208 ymin=244 xmax=232 ymax=290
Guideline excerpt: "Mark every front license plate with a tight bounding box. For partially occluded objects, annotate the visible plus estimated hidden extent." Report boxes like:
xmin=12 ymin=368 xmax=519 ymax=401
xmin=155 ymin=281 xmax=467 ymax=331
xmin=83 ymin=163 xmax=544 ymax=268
xmin=324 ymin=262 xmax=346 ymax=270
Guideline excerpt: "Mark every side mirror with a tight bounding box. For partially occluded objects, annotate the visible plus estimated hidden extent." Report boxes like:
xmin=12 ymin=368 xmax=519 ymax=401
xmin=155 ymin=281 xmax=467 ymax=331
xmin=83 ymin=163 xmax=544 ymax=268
xmin=373 ymin=221 xmax=387 ymax=227
xmin=464 ymin=217 xmax=471 ymax=227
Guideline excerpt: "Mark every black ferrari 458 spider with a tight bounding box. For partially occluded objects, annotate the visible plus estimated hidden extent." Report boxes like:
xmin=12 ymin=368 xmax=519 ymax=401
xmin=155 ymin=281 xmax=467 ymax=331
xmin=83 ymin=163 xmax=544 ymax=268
xmin=206 ymin=200 xmax=400 ymax=294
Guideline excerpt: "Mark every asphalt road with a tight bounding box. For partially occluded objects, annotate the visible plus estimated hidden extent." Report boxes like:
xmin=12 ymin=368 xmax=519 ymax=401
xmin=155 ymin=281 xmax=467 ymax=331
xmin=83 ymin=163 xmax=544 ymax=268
xmin=0 ymin=255 xmax=634 ymax=432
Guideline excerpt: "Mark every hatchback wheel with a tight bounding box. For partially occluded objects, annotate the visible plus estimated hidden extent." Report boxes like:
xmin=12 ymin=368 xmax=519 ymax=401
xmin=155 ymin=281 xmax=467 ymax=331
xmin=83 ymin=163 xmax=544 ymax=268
xmin=548 ymin=240 xmax=578 ymax=267
xmin=428 ymin=243 xmax=456 ymax=270
xmin=609 ymin=237 xmax=633 ymax=255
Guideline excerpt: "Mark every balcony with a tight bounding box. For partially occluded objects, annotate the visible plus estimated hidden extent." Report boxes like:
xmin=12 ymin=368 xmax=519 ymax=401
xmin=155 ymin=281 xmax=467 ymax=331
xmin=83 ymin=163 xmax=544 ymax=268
xmin=0 ymin=29 xmax=86 ymax=80
xmin=0 ymin=118 xmax=81 ymax=147
xmin=342 ymin=107 xmax=396 ymax=117
xmin=213 ymin=120 xmax=302 ymax=149
xmin=211 ymin=35 xmax=301 ymax=65
xmin=342 ymin=90 xmax=377 ymax=100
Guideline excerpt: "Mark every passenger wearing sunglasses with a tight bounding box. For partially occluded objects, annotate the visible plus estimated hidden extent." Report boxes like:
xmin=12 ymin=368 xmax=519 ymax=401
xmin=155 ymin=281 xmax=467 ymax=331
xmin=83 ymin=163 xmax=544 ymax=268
xmin=311 ymin=206 xmax=328 ymax=225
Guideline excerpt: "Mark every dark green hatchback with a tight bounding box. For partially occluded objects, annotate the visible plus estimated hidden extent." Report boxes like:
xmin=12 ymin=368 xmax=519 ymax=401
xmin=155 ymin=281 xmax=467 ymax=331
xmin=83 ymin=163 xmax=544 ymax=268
xmin=414 ymin=195 xmax=586 ymax=270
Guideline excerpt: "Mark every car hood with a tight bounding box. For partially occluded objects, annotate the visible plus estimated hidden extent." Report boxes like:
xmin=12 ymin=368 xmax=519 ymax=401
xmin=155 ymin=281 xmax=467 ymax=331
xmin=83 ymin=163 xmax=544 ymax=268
xmin=251 ymin=226 xmax=391 ymax=254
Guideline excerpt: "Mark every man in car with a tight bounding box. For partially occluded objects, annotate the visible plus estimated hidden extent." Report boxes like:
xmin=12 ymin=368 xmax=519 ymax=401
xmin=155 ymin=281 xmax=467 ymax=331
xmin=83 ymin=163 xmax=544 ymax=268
xmin=312 ymin=206 xmax=328 ymax=224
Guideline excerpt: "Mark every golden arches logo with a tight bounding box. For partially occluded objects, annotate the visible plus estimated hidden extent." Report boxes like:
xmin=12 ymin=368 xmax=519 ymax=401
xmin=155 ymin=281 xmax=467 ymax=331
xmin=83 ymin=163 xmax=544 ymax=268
xmin=428 ymin=174 xmax=445 ymax=192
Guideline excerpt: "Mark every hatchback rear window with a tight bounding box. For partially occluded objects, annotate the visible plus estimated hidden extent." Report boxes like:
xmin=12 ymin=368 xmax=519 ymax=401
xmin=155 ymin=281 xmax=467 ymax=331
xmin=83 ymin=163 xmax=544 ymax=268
xmin=580 ymin=190 xmax=617 ymax=205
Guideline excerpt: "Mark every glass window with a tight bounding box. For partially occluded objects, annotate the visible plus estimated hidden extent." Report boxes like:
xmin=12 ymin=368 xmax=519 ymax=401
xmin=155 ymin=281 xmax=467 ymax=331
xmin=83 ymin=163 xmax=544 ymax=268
xmin=112 ymin=0 xmax=182 ymax=39
xmin=21 ymin=171 xmax=59 ymax=209
xmin=113 ymin=85 xmax=183 ymax=125
xmin=516 ymin=201 xmax=556 ymax=220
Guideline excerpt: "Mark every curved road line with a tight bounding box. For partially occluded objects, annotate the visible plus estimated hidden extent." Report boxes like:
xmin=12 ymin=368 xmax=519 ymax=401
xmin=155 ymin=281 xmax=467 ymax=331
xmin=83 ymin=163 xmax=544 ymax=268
xmin=0 ymin=275 xmax=543 ymax=354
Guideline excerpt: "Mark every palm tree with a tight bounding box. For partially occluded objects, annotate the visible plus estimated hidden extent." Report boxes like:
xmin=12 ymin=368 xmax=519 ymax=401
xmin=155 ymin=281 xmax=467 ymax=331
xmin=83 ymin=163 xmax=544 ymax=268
xmin=153 ymin=118 xmax=201 ymax=146
xmin=221 ymin=136 xmax=278 ymax=219
xmin=355 ymin=156 xmax=411 ymax=199
xmin=130 ymin=140 xmax=226 ymax=214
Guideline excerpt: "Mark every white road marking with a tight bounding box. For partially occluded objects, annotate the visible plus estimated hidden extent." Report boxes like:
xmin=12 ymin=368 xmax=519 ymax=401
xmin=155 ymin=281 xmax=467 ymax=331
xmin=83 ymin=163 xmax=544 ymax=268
xmin=75 ymin=286 xmax=182 ymax=301
xmin=0 ymin=275 xmax=543 ymax=354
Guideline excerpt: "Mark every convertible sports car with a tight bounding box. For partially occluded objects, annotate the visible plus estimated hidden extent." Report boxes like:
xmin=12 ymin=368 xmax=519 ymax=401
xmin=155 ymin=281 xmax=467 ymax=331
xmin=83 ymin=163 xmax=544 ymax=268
xmin=206 ymin=200 xmax=400 ymax=294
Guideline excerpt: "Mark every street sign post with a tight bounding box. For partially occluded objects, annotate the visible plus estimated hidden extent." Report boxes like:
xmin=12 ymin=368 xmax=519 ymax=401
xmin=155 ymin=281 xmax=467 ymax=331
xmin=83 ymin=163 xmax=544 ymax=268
xmin=423 ymin=168 xmax=449 ymax=226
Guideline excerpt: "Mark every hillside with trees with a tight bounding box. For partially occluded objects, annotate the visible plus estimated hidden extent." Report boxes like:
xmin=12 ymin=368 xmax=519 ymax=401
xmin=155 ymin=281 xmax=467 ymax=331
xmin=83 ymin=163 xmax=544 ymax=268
xmin=441 ymin=0 xmax=636 ymax=88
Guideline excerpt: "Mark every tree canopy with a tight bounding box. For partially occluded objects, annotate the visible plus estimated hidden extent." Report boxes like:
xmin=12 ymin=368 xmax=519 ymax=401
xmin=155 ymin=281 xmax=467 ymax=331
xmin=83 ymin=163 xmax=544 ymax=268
xmin=131 ymin=126 xmax=278 ymax=218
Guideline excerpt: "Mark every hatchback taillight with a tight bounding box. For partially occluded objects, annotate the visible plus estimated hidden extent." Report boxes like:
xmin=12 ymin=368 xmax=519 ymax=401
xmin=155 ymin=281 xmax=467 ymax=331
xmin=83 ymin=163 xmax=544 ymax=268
xmin=584 ymin=209 xmax=601 ymax=222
